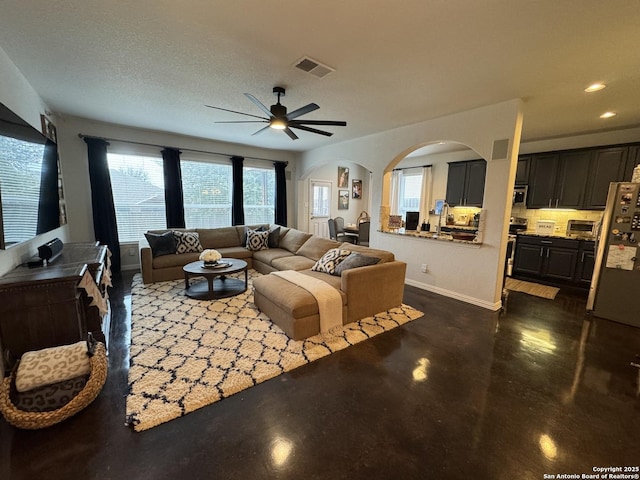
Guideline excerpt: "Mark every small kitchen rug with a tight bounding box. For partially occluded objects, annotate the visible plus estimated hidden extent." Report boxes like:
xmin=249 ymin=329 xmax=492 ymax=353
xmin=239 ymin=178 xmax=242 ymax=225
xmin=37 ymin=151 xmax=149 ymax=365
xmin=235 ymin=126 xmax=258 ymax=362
xmin=505 ymin=277 xmax=560 ymax=300
xmin=125 ymin=271 xmax=423 ymax=432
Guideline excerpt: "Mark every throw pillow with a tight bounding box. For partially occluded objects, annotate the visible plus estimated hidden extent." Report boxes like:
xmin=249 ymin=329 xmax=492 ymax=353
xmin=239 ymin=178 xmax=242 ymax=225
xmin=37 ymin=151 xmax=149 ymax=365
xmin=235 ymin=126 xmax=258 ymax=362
xmin=333 ymin=252 xmax=380 ymax=276
xmin=246 ymin=229 xmax=270 ymax=251
xmin=311 ymin=248 xmax=352 ymax=274
xmin=144 ymin=231 xmax=177 ymax=257
xmin=173 ymin=231 xmax=203 ymax=254
xmin=267 ymin=225 xmax=281 ymax=248
xmin=15 ymin=341 xmax=91 ymax=393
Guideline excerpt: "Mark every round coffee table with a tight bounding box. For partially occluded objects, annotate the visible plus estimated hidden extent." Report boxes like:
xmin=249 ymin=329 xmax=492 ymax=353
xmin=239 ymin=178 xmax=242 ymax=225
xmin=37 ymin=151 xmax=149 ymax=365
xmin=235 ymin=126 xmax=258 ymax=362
xmin=183 ymin=258 xmax=248 ymax=300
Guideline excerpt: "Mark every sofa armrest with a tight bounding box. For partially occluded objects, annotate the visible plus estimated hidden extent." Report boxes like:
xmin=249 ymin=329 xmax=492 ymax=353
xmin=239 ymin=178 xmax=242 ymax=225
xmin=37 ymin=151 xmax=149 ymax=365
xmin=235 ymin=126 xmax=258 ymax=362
xmin=139 ymin=238 xmax=154 ymax=284
xmin=341 ymin=260 xmax=407 ymax=322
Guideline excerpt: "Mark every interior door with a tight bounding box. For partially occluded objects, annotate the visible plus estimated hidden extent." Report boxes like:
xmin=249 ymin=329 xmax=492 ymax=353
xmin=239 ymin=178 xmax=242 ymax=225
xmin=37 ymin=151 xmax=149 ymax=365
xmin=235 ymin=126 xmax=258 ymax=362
xmin=309 ymin=180 xmax=331 ymax=238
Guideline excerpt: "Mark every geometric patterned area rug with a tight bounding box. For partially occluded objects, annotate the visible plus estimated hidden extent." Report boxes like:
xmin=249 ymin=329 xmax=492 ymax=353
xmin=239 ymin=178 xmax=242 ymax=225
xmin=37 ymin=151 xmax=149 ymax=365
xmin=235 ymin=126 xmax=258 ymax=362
xmin=125 ymin=270 xmax=423 ymax=432
xmin=505 ymin=277 xmax=560 ymax=300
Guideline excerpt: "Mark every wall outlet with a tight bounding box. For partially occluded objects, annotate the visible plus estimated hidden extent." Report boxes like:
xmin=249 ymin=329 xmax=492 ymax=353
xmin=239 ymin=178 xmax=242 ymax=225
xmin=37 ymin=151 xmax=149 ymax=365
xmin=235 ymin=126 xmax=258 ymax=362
xmin=421 ymin=264 xmax=428 ymax=273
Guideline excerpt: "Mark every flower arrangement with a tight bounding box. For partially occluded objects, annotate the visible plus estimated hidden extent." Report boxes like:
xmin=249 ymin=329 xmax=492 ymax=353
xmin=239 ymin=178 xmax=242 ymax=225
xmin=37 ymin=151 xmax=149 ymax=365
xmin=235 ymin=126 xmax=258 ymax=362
xmin=199 ymin=249 xmax=222 ymax=264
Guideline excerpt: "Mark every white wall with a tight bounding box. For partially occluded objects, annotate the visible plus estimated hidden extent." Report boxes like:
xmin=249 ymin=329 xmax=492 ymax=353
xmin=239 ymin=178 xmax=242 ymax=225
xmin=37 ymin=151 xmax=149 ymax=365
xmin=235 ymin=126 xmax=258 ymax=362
xmin=0 ymin=46 xmax=69 ymax=277
xmin=56 ymin=116 xmax=298 ymax=270
xmin=298 ymin=99 xmax=524 ymax=310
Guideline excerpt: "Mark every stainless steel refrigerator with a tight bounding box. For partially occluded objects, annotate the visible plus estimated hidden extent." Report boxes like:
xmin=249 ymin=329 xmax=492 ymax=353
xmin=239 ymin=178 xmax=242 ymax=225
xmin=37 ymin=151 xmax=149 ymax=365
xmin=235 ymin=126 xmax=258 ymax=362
xmin=587 ymin=182 xmax=640 ymax=328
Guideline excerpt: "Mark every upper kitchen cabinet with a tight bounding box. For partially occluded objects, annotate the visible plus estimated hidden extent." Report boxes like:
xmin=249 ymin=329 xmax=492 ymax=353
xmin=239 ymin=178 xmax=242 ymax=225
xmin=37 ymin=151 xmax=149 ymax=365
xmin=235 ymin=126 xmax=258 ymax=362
xmin=515 ymin=155 xmax=531 ymax=184
xmin=527 ymin=150 xmax=591 ymax=209
xmin=583 ymin=146 xmax=628 ymax=209
xmin=624 ymin=145 xmax=640 ymax=180
xmin=445 ymin=159 xmax=486 ymax=207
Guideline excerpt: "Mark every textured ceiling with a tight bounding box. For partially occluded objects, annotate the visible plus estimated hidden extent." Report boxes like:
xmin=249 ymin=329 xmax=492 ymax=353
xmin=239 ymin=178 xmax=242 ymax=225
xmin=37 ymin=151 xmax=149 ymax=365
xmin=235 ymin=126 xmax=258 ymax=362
xmin=1 ymin=1 xmax=639 ymax=152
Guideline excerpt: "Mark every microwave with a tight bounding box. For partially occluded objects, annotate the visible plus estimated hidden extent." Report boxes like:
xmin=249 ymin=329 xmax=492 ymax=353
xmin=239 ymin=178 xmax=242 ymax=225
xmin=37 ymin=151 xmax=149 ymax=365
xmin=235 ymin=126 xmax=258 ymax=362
xmin=513 ymin=186 xmax=528 ymax=206
xmin=567 ymin=219 xmax=597 ymax=238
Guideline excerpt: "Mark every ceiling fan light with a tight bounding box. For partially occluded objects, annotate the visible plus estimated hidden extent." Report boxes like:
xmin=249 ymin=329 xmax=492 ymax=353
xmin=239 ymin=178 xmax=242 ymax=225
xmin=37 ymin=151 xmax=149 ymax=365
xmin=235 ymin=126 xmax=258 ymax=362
xmin=270 ymin=118 xmax=287 ymax=130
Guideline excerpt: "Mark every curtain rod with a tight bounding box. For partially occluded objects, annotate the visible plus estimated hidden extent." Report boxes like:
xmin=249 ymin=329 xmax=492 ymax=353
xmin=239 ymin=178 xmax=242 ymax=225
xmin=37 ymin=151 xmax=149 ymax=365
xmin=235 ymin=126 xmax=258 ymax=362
xmin=392 ymin=164 xmax=432 ymax=171
xmin=77 ymin=133 xmax=288 ymax=165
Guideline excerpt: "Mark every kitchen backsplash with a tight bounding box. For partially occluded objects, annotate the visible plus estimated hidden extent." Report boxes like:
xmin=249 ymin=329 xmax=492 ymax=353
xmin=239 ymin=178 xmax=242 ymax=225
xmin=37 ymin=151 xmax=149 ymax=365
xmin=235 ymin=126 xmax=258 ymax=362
xmin=511 ymin=205 xmax=602 ymax=236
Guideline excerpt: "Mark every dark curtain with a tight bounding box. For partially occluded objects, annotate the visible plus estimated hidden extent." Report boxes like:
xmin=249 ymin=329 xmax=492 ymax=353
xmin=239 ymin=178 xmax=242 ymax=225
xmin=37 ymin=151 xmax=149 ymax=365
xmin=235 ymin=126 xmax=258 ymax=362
xmin=162 ymin=147 xmax=185 ymax=228
xmin=36 ymin=139 xmax=61 ymax=234
xmin=231 ymin=156 xmax=244 ymax=226
xmin=84 ymin=137 xmax=121 ymax=273
xmin=274 ymin=161 xmax=287 ymax=226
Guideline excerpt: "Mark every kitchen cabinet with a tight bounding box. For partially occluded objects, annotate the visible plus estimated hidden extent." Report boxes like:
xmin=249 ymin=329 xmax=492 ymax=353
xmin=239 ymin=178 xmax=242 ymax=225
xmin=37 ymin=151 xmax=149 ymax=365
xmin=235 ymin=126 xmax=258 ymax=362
xmin=575 ymin=241 xmax=595 ymax=286
xmin=513 ymin=235 xmax=580 ymax=284
xmin=445 ymin=159 xmax=486 ymax=207
xmin=527 ymin=150 xmax=591 ymax=209
xmin=583 ymin=146 xmax=628 ymax=209
xmin=515 ymin=155 xmax=530 ymax=184
xmin=624 ymin=145 xmax=640 ymax=181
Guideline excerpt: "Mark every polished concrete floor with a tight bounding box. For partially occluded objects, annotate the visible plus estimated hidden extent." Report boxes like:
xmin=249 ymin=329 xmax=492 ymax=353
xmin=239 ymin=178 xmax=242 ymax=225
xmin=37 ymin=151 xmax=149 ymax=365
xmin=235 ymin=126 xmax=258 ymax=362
xmin=1 ymin=271 xmax=639 ymax=480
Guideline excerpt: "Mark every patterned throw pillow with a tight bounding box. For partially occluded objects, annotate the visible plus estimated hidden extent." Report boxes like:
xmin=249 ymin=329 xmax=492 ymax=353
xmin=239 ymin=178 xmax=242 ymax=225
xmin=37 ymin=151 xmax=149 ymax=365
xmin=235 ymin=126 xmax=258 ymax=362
xmin=15 ymin=341 xmax=91 ymax=392
xmin=173 ymin=231 xmax=203 ymax=254
xmin=311 ymin=248 xmax=352 ymax=274
xmin=333 ymin=253 xmax=380 ymax=276
xmin=246 ymin=229 xmax=270 ymax=251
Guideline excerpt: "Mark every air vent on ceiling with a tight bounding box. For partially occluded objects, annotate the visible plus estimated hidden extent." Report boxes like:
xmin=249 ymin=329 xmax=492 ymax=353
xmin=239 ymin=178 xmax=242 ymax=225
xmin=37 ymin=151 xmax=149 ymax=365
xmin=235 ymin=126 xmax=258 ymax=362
xmin=293 ymin=56 xmax=335 ymax=79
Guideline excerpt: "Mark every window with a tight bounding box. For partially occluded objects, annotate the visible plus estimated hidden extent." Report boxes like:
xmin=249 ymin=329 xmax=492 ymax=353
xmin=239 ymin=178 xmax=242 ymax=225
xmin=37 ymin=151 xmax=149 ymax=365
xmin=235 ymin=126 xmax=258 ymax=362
xmin=107 ymin=153 xmax=166 ymax=242
xmin=311 ymin=182 xmax=331 ymax=217
xmin=243 ymin=166 xmax=275 ymax=224
xmin=181 ymin=159 xmax=232 ymax=228
xmin=398 ymin=170 xmax=423 ymax=219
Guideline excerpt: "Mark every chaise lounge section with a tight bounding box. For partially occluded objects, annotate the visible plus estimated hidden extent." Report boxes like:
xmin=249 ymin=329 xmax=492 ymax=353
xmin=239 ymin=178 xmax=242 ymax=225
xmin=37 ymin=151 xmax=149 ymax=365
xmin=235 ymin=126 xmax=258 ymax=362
xmin=139 ymin=225 xmax=407 ymax=340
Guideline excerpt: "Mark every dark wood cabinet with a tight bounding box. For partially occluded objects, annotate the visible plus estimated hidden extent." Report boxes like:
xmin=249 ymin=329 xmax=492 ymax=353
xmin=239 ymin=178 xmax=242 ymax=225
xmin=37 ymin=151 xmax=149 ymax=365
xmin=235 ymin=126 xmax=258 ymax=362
xmin=515 ymin=155 xmax=530 ymax=184
xmin=575 ymin=241 xmax=595 ymax=285
xmin=513 ymin=235 xmax=581 ymax=285
xmin=527 ymin=151 xmax=590 ymax=209
xmin=0 ymin=243 xmax=110 ymax=364
xmin=624 ymin=145 xmax=640 ymax=181
xmin=583 ymin=146 xmax=628 ymax=209
xmin=445 ymin=159 xmax=486 ymax=207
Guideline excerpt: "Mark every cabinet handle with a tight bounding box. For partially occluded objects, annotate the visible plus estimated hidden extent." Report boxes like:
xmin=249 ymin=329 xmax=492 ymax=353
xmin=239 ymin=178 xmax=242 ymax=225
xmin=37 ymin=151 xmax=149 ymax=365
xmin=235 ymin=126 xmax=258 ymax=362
xmin=555 ymin=199 xmax=559 ymax=208
xmin=548 ymin=199 xmax=552 ymax=207
xmin=540 ymin=249 xmax=544 ymax=257
xmin=581 ymin=252 xmax=585 ymax=262
xmin=459 ymin=197 xmax=463 ymax=205
xmin=541 ymin=240 xmax=552 ymax=244
xmin=546 ymin=248 xmax=550 ymax=258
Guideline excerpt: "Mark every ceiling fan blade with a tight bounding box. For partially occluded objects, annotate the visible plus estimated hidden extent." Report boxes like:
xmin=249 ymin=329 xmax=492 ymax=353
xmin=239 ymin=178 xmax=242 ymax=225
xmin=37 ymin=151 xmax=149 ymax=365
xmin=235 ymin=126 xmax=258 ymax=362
xmin=245 ymin=93 xmax=275 ymax=118
xmin=290 ymin=120 xmax=347 ymax=126
xmin=286 ymin=103 xmax=319 ymax=120
xmin=289 ymin=125 xmax=334 ymax=137
xmin=205 ymin=104 xmax=267 ymax=120
xmin=284 ymin=127 xmax=299 ymax=140
xmin=252 ymin=125 xmax=271 ymax=136
xmin=214 ymin=120 xmax=268 ymax=124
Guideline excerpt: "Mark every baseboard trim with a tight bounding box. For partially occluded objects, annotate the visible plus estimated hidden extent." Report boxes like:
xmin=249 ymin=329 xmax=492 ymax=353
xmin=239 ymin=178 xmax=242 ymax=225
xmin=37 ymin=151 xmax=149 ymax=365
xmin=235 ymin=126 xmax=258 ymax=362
xmin=405 ymin=278 xmax=502 ymax=311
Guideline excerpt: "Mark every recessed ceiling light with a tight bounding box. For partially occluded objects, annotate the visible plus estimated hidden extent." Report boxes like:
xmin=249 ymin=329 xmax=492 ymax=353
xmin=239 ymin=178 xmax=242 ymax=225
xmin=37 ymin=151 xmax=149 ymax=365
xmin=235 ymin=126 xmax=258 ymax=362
xmin=600 ymin=111 xmax=617 ymax=119
xmin=585 ymin=83 xmax=606 ymax=93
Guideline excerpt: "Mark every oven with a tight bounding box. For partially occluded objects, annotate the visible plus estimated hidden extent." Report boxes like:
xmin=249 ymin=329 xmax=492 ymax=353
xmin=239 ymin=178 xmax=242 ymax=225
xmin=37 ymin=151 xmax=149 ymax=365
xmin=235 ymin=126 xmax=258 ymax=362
xmin=507 ymin=217 xmax=528 ymax=276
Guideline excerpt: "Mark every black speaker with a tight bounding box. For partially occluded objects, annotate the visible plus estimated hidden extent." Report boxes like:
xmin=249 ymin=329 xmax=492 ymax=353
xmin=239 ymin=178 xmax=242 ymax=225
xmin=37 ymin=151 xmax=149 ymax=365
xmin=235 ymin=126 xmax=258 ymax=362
xmin=406 ymin=211 xmax=420 ymax=231
xmin=38 ymin=238 xmax=63 ymax=262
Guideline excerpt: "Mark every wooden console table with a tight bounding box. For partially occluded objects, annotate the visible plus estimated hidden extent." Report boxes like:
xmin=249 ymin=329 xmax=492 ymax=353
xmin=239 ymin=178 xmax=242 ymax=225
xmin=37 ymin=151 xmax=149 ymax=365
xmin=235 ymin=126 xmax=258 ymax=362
xmin=0 ymin=243 xmax=111 ymax=367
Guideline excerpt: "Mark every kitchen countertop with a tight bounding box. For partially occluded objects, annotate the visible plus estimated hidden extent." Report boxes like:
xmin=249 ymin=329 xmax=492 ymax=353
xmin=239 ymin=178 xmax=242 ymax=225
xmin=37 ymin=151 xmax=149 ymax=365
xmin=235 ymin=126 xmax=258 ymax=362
xmin=518 ymin=231 xmax=595 ymax=241
xmin=380 ymin=229 xmax=482 ymax=246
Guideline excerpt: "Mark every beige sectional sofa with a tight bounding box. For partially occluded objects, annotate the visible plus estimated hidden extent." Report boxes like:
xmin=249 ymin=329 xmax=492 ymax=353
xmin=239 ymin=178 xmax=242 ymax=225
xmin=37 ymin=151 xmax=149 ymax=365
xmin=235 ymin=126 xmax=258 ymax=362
xmin=139 ymin=225 xmax=407 ymax=340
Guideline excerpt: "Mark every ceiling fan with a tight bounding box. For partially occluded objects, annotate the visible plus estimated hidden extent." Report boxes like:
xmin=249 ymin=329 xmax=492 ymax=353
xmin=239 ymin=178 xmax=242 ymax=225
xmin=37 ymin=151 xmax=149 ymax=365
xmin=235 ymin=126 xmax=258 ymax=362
xmin=206 ymin=86 xmax=347 ymax=140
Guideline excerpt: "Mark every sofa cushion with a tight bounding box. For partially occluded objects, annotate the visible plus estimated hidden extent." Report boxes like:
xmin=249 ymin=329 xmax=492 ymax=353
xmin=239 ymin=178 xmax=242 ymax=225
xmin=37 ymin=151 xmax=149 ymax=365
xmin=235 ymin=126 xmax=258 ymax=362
xmin=173 ymin=231 xmax=203 ymax=254
xmin=153 ymin=251 xmax=201 ymax=268
xmin=339 ymin=243 xmax=395 ymax=263
xmin=252 ymin=248 xmax=295 ymax=266
xmin=217 ymin=246 xmax=253 ymax=259
xmin=197 ymin=227 xmax=241 ymax=249
xmin=333 ymin=253 xmax=380 ymax=276
xmin=279 ymin=229 xmax=312 ymax=254
xmin=311 ymin=248 xmax=352 ymax=274
xmin=271 ymin=255 xmax=316 ymax=271
xmin=296 ymin=236 xmax=342 ymax=261
xmin=144 ymin=231 xmax=177 ymax=257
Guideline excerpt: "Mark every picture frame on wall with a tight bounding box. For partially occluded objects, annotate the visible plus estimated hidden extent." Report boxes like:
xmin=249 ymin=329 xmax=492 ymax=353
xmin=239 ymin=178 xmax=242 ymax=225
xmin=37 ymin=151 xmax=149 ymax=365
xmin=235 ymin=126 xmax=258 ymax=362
xmin=338 ymin=166 xmax=349 ymax=188
xmin=338 ymin=189 xmax=349 ymax=210
xmin=352 ymin=179 xmax=362 ymax=199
